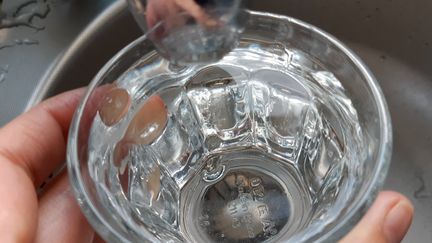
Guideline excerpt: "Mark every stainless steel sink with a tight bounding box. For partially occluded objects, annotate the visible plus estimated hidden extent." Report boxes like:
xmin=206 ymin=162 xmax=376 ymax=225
xmin=28 ymin=1 xmax=432 ymax=241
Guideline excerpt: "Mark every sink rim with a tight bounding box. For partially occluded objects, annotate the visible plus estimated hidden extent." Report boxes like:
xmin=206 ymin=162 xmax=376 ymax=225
xmin=25 ymin=0 xmax=128 ymax=110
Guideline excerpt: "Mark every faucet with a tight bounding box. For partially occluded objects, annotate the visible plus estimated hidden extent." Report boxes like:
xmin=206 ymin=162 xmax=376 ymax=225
xmin=127 ymin=0 xmax=244 ymax=64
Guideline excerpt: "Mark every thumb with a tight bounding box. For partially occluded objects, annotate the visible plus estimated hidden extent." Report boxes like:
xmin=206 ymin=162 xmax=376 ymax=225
xmin=340 ymin=191 xmax=414 ymax=243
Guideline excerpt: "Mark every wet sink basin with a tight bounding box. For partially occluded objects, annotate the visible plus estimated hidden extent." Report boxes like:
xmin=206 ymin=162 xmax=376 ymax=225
xmin=28 ymin=1 xmax=432 ymax=241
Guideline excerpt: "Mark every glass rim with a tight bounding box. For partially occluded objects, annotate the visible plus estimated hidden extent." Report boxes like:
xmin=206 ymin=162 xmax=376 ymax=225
xmin=67 ymin=9 xmax=392 ymax=242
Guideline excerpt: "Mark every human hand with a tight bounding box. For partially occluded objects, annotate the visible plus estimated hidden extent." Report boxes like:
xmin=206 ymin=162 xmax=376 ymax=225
xmin=140 ymin=0 xmax=220 ymax=41
xmin=0 ymin=88 xmax=94 ymax=242
xmin=0 ymin=89 xmax=413 ymax=242
xmin=340 ymin=191 xmax=414 ymax=243
xmin=145 ymin=0 xmax=216 ymax=30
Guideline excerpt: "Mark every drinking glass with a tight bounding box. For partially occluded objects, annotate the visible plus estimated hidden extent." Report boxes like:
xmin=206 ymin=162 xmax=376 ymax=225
xmin=67 ymin=10 xmax=392 ymax=243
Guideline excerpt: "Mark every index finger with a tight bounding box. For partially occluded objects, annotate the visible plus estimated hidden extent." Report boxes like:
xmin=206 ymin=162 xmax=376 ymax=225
xmin=0 ymin=88 xmax=84 ymax=187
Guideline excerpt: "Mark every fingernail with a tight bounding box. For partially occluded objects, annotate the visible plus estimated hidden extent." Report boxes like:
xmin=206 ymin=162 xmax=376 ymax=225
xmin=124 ymin=95 xmax=168 ymax=145
xmin=384 ymin=200 xmax=414 ymax=243
xmin=99 ymin=88 xmax=131 ymax=126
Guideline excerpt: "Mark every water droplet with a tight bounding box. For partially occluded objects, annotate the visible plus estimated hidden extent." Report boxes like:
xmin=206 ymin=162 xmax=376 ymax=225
xmin=0 ymin=65 xmax=8 ymax=84
xmin=0 ymin=0 xmax=50 ymax=31
xmin=0 ymin=38 xmax=39 ymax=50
